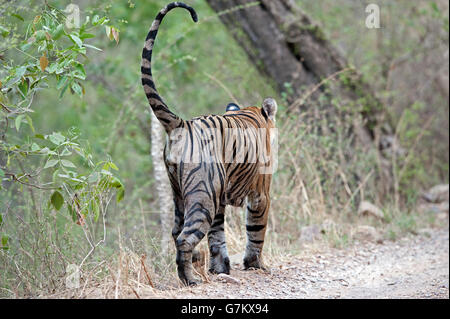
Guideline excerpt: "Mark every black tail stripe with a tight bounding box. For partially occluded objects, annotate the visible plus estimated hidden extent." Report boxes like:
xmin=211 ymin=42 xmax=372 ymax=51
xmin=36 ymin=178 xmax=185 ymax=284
xmin=141 ymin=66 xmax=152 ymax=75
xmin=141 ymin=77 xmax=156 ymax=90
xmin=146 ymin=30 xmax=158 ymax=41
xmin=146 ymin=92 xmax=164 ymax=102
xmin=142 ymin=48 xmax=152 ymax=60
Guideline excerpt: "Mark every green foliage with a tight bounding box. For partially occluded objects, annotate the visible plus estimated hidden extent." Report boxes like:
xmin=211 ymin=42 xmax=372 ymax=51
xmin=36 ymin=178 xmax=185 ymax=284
xmin=0 ymin=1 xmax=129 ymax=296
xmin=50 ymin=190 xmax=64 ymax=210
xmin=0 ymin=213 xmax=7 ymax=251
xmin=1 ymin=1 xmax=124 ymax=223
xmin=1 ymin=234 xmax=8 ymax=250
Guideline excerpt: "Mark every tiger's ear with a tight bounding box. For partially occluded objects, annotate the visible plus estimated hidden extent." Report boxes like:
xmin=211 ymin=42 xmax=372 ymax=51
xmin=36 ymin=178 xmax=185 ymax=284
xmin=262 ymin=98 xmax=277 ymax=122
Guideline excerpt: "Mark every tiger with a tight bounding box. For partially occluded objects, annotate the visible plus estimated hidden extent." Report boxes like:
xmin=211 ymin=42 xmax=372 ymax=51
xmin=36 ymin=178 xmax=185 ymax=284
xmin=141 ymin=2 xmax=277 ymax=286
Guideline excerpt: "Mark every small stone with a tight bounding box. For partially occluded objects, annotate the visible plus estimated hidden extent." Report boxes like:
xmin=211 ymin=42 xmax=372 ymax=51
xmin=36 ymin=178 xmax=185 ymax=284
xmin=417 ymin=228 xmax=433 ymax=237
xmin=422 ymin=184 xmax=449 ymax=203
xmin=358 ymin=201 xmax=385 ymax=220
xmin=217 ymin=273 xmax=240 ymax=285
xmin=353 ymin=225 xmax=383 ymax=243
xmin=418 ymin=202 xmax=449 ymax=215
xmin=299 ymin=225 xmax=321 ymax=243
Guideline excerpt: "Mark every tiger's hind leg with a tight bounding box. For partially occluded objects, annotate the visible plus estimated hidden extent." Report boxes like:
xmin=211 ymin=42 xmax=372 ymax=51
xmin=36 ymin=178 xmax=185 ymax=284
xmin=171 ymin=196 xmax=204 ymax=266
xmin=171 ymin=196 xmax=184 ymax=244
xmin=168 ymin=173 xmax=201 ymax=264
xmin=208 ymin=204 xmax=230 ymax=274
xmin=175 ymin=195 xmax=214 ymax=286
xmin=243 ymin=192 xmax=270 ymax=270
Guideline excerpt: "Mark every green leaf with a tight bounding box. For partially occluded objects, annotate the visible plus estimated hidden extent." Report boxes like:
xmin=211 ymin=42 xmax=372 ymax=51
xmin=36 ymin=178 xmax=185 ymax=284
xmin=56 ymin=76 xmax=69 ymax=90
xmin=18 ymin=79 xmax=29 ymax=96
xmin=0 ymin=168 xmax=4 ymax=178
xmin=52 ymin=24 xmax=65 ymax=40
xmin=44 ymin=159 xmax=59 ymax=169
xmin=15 ymin=114 xmax=25 ymax=131
xmin=4 ymin=66 xmax=27 ymax=89
xmin=69 ymin=33 xmax=83 ymax=48
xmin=109 ymin=162 xmax=119 ymax=171
xmin=93 ymin=200 xmax=100 ymax=222
xmin=110 ymin=176 xmax=123 ymax=188
xmin=0 ymin=25 xmax=10 ymax=37
xmin=92 ymin=15 xmax=100 ymax=25
xmin=84 ymin=44 xmax=102 ymax=51
xmin=35 ymin=30 xmax=46 ymax=41
xmin=1 ymin=235 xmax=8 ymax=250
xmin=40 ymin=147 xmax=56 ymax=155
xmin=61 ymin=159 xmax=76 ymax=168
xmin=80 ymin=33 xmax=95 ymax=40
xmin=68 ymin=204 xmax=77 ymax=222
xmin=116 ymin=187 xmax=125 ymax=203
xmin=92 ymin=16 xmax=108 ymax=26
xmin=47 ymin=63 xmax=59 ymax=74
xmin=12 ymin=13 xmax=24 ymax=21
xmin=60 ymin=148 xmax=72 ymax=156
xmin=52 ymin=168 xmax=60 ymax=183
xmin=16 ymin=66 xmax=27 ymax=78
xmin=50 ymin=191 xmax=64 ymax=211
xmin=26 ymin=115 xmax=35 ymax=133
xmin=47 ymin=132 xmax=65 ymax=145
xmin=74 ymin=62 xmax=86 ymax=75
xmin=20 ymin=42 xmax=32 ymax=51
xmin=0 ymin=213 xmax=3 ymax=226
xmin=31 ymin=143 xmax=40 ymax=152
xmin=71 ymin=81 xmax=83 ymax=97
xmin=72 ymin=63 xmax=86 ymax=80
xmin=60 ymin=81 xmax=70 ymax=98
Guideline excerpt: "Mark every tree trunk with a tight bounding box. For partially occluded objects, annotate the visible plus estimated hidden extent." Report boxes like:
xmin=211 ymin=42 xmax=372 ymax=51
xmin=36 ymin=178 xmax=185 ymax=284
xmin=150 ymin=112 xmax=172 ymax=256
xmin=205 ymin=0 xmax=390 ymax=142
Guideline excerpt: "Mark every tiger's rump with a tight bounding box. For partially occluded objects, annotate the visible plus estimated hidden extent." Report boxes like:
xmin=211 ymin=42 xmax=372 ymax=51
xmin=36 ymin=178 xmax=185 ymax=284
xmin=165 ymin=106 xmax=274 ymax=208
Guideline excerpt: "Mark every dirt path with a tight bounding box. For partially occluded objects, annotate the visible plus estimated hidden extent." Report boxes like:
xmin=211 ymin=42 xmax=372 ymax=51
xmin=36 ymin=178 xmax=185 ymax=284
xmin=154 ymin=227 xmax=449 ymax=299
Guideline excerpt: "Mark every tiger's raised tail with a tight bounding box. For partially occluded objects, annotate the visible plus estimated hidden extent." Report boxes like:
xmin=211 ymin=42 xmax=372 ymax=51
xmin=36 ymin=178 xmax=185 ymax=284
xmin=141 ymin=2 xmax=198 ymax=133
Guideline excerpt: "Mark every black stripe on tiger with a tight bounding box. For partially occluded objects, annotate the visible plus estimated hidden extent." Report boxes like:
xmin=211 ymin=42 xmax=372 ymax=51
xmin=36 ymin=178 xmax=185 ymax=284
xmin=246 ymin=224 xmax=266 ymax=232
xmin=249 ymin=239 xmax=264 ymax=244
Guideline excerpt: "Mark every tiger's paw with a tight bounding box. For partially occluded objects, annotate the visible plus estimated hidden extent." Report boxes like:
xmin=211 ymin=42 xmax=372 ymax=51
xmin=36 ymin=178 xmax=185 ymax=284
xmin=243 ymin=255 xmax=268 ymax=272
xmin=186 ymin=279 xmax=201 ymax=286
xmin=180 ymin=276 xmax=202 ymax=287
xmin=177 ymin=266 xmax=202 ymax=287
xmin=209 ymin=256 xmax=230 ymax=275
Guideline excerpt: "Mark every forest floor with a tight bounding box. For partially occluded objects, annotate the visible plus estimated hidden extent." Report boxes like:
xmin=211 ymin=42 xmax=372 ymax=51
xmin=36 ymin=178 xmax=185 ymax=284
xmin=95 ymin=224 xmax=449 ymax=299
